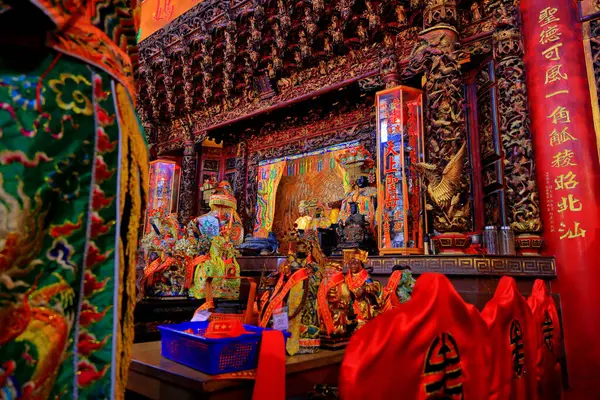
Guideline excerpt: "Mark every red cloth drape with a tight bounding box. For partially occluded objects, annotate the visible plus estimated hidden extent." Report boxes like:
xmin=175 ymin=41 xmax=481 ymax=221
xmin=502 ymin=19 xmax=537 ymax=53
xmin=528 ymin=280 xmax=562 ymax=400
xmin=339 ymin=273 xmax=493 ymax=399
xmin=520 ymin=0 xmax=600 ymax=393
xmin=481 ymin=276 xmax=539 ymax=400
xmin=252 ymin=329 xmax=285 ymax=400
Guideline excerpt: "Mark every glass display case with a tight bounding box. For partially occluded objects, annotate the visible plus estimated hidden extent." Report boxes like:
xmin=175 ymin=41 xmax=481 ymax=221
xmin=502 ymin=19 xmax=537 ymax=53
xmin=375 ymin=86 xmax=425 ymax=254
xmin=145 ymin=159 xmax=181 ymax=234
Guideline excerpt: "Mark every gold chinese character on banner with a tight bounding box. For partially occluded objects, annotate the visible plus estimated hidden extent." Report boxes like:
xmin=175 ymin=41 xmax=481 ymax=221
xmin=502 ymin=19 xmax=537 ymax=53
xmin=555 ymin=171 xmax=579 ymax=190
xmin=557 ymin=194 xmax=582 ymax=213
xmin=551 ymin=149 xmax=577 ymax=168
xmin=545 ymin=90 xmax=569 ymax=98
xmin=549 ymin=127 xmax=577 ymax=146
xmin=538 ymin=7 xmax=560 ymax=26
xmin=547 ymin=106 xmax=570 ymax=124
xmin=545 ymin=65 xmax=568 ymax=84
xmin=540 ymin=25 xmax=561 ymax=45
xmin=541 ymin=43 xmax=562 ymax=60
xmin=559 ymin=221 xmax=586 ymax=239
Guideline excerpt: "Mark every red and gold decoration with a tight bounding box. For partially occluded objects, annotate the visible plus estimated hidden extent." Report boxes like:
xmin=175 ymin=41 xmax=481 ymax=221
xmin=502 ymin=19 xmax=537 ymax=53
xmin=521 ymin=0 xmax=600 ymax=393
xmin=138 ymin=0 xmax=204 ymax=42
xmin=431 ymin=232 xmax=472 ymax=255
xmin=342 ymin=249 xmax=381 ymax=329
xmin=258 ymin=233 xmax=322 ymax=356
xmin=375 ymin=86 xmax=425 ymax=254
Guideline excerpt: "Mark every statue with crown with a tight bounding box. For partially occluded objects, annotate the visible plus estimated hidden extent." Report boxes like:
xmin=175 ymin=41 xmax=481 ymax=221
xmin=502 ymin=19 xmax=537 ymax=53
xmin=140 ymin=198 xmax=193 ymax=299
xmin=187 ymin=181 xmax=244 ymax=300
xmin=335 ymin=146 xmax=378 ymax=253
xmin=343 ymin=248 xmax=382 ymax=329
xmin=258 ymin=229 xmax=324 ymax=355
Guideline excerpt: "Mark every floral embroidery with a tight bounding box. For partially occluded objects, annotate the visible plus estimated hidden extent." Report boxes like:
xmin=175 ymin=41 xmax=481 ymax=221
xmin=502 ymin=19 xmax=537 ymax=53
xmin=48 ymin=73 xmax=93 ymax=116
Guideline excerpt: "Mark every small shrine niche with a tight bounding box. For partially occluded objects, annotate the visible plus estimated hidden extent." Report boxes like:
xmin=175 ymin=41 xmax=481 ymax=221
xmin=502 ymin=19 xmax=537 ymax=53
xmin=146 ymin=160 xmax=181 ymax=234
xmin=375 ymin=86 xmax=425 ymax=254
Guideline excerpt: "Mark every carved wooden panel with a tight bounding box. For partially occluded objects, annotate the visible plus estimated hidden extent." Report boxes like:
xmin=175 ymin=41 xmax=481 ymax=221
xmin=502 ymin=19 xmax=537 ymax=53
xmin=236 ymin=255 xmax=556 ymax=277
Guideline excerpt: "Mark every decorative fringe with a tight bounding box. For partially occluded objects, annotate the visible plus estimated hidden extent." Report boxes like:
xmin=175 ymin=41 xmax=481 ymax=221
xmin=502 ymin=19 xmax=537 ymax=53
xmin=114 ymin=83 xmax=149 ymax=400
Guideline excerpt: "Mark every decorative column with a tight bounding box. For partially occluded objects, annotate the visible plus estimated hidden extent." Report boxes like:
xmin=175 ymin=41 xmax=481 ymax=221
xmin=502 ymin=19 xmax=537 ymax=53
xmin=418 ymin=0 xmax=473 ymax=251
xmin=156 ymin=50 xmax=175 ymax=115
xmin=179 ymin=45 xmax=194 ymax=114
xmin=493 ymin=26 xmax=543 ymax=251
xmin=521 ymin=0 xmax=600 ymax=396
xmin=380 ymin=33 xmax=400 ymax=87
xmin=139 ymin=58 xmax=160 ymax=120
xmin=179 ymin=126 xmax=197 ymax=224
xmin=235 ymin=141 xmax=249 ymax=228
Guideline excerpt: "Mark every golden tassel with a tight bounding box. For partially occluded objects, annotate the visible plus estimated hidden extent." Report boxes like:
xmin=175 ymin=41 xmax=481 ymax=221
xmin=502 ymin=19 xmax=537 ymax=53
xmin=114 ymin=83 xmax=149 ymax=399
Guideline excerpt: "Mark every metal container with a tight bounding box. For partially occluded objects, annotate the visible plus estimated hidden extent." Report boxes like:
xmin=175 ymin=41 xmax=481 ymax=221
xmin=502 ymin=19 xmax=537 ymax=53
xmin=499 ymin=226 xmax=516 ymax=255
xmin=483 ymin=226 xmax=500 ymax=255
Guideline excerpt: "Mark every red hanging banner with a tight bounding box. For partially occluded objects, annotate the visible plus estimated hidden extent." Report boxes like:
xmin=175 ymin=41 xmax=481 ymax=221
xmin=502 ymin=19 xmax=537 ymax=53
xmin=520 ymin=0 xmax=600 ymax=394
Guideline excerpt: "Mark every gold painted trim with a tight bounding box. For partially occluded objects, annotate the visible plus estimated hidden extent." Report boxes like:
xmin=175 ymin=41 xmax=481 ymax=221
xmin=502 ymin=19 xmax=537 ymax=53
xmin=582 ymin=21 xmax=600 ymax=163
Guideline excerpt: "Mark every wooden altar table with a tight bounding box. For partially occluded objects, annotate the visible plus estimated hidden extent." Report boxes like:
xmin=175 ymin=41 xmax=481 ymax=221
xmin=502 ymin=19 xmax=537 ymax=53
xmin=127 ymin=341 xmax=344 ymax=400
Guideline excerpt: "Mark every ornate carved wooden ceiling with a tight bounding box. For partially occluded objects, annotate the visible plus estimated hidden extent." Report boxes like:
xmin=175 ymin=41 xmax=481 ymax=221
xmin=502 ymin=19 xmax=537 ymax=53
xmin=137 ymin=0 xmax=499 ymax=150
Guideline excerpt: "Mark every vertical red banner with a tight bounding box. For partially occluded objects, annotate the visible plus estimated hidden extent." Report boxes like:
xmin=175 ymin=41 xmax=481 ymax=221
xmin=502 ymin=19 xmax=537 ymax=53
xmin=520 ymin=0 xmax=600 ymax=395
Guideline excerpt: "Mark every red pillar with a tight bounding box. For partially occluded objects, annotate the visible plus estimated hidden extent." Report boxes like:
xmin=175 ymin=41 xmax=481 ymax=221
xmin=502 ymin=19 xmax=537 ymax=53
xmin=520 ymin=0 xmax=600 ymax=396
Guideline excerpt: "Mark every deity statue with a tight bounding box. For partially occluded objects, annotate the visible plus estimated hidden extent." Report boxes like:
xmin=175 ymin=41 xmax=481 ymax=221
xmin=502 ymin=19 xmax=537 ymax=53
xmin=379 ymin=265 xmax=416 ymax=313
xmin=295 ymin=200 xmax=314 ymax=231
xmin=259 ymin=233 xmax=323 ymax=355
xmin=309 ymin=203 xmax=332 ymax=231
xmin=336 ymin=147 xmax=377 ymax=237
xmin=318 ymin=260 xmax=354 ymax=341
xmin=191 ymin=181 xmax=244 ymax=246
xmin=140 ymin=206 xmax=188 ymax=299
xmin=188 ymin=232 xmax=241 ymax=301
xmin=396 ymin=5 xmax=407 ymax=26
xmin=343 ymin=248 xmax=381 ymax=329
xmin=186 ymin=181 xmax=245 ymax=300
xmin=337 ymin=200 xmax=377 ymax=253
xmin=471 ymin=2 xmax=482 ymax=21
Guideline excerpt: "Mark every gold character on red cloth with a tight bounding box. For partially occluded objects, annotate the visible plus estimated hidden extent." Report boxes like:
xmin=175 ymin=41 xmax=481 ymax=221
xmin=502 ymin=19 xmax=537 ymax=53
xmin=343 ymin=249 xmax=381 ymax=329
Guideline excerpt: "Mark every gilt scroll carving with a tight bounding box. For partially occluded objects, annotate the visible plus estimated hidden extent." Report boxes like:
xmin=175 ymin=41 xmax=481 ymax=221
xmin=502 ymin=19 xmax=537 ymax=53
xmin=493 ymin=28 xmax=542 ymax=233
xmin=403 ymin=9 xmax=472 ymax=232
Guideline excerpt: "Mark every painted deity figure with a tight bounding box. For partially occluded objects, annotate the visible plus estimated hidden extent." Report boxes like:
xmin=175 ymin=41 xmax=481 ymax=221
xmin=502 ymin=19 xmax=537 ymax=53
xmin=379 ymin=265 xmax=416 ymax=313
xmin=343 ymin=249 xmax=381 ymax=329
xmin=189 ymin=233 xmax=241 ymax=301
xmin=471 ymin=2 xmax=482 ymax=21
xmin=338 ymin=175 xmax=377 ymax=232
xmin=309 ymin=203 xmax=332 ymax=230
xmin=192 ymin=181 xmax=244 ymax=246
xmin=318 ymin=261 xmax=353 ymax=338
xmin=335 ymin=147 xmax=377 ymax=238
xmin=259 ymin=235 xmax=323 ymax=355
xmin=294 ymin=200 xmax=314 ymax=231
xmin=140 ymin=208 xmax=189 ymax=299
xmin=187 ymin=182 xmax=243 ymax=300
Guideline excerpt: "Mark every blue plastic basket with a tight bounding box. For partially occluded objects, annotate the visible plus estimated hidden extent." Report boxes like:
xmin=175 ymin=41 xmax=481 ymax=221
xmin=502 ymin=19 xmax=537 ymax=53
xmin=158 ymin=321 xmax=289 ymax=375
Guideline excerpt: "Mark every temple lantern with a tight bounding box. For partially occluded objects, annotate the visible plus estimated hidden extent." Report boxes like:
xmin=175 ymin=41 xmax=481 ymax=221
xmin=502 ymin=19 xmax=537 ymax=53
xmin=375 ymin=86 xmax=425 ymax=254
